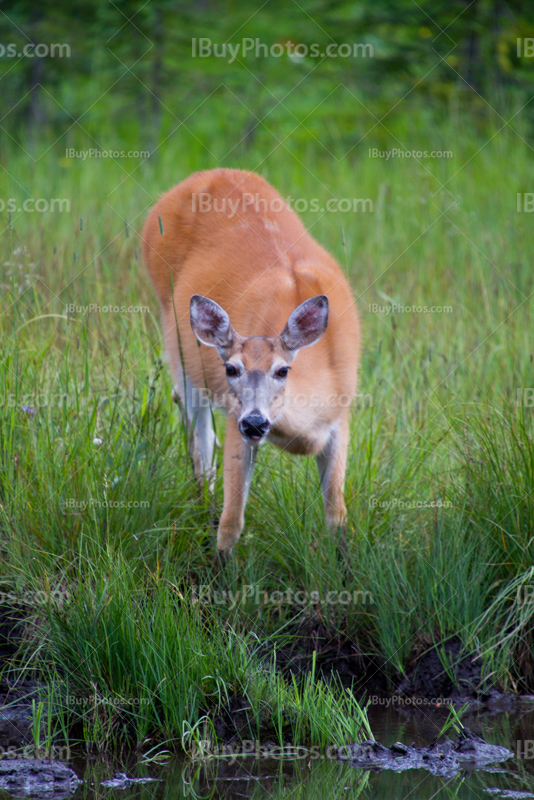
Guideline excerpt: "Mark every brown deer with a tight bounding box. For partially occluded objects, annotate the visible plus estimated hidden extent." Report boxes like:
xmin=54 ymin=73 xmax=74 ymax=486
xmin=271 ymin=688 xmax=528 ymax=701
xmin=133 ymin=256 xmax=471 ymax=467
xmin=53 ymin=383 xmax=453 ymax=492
xmin=142 ymin=168 xmax=360 ymax=553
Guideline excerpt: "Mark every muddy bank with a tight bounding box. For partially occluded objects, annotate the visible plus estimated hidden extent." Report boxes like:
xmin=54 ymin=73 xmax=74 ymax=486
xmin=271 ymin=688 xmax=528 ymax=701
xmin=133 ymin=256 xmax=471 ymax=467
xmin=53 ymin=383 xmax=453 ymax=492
xmin=101 ymin=772 xmax=160 ymax=788
xmin=269 ymin=622 xmax=531 ymax=709
xmin=1 ymin=600 xmax=531 ymax=756
xmin=0 ymin=759 xmax=81 ymax=798
xmin=0 ymin=605 xmax=21 ymax=664
xmin=0 ymin=675 xmax=43 ymax=750
xmin=396 ymin=637 xmax=485 ymax=699
xmin=337 ymin=728 xmax=514 ymax=777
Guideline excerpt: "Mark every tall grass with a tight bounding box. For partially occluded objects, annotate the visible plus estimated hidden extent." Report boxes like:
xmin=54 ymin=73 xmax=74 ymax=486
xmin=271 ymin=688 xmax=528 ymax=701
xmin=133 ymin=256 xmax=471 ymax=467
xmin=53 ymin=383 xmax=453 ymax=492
xmin=21 ymin=554 xmax=372 ymax=751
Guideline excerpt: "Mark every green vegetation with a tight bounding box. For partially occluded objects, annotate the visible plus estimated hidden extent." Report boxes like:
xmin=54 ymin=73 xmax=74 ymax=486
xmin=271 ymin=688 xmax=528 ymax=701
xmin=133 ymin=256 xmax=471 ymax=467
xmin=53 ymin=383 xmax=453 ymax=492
xmin=1 ymin=0 xmax=534 ymax=755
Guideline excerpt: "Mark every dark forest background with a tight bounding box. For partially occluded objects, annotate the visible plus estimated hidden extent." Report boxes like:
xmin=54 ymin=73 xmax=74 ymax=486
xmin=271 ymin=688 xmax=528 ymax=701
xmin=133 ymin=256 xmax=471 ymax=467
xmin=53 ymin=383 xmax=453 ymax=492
xmin=2 ymin=0 xmax=534 ymax=150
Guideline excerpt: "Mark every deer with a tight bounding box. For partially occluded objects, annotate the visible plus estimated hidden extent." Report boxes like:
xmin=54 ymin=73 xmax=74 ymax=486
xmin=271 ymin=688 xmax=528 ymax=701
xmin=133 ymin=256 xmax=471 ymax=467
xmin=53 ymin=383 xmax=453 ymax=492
xmin=142 ymin=168 xmax=360 ymax=555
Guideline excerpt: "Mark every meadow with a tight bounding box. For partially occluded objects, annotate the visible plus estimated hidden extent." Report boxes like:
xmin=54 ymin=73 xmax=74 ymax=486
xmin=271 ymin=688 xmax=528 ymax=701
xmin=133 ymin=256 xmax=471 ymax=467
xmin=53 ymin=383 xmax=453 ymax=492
xmin=1 ymin=104 xmax=533 ymax=751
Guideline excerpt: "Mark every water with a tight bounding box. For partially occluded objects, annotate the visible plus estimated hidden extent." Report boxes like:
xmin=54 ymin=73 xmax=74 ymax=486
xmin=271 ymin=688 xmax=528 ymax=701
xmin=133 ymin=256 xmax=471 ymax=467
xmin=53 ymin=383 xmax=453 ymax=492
xmin=69 ymin=705 xmax=534 ymax=800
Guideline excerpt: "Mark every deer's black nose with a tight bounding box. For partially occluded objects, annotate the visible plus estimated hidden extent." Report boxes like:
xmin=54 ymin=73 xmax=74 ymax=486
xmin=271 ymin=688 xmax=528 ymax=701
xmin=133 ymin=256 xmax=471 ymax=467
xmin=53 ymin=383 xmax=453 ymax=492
xmin=240 ymin=415 xmax=270 ymax=440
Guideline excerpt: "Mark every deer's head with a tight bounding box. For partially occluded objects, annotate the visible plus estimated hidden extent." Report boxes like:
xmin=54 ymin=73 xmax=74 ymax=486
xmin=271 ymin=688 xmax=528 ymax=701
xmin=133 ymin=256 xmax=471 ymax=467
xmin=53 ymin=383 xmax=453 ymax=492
xmin=190 ymin=294 xmax=328 ymax=445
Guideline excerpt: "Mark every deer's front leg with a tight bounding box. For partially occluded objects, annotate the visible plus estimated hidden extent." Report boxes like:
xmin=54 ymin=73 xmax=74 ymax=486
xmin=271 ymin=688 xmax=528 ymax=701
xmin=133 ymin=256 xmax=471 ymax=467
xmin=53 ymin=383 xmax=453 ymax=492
xmin=217 ymin=415 xmax=256 ymax=552
xmin=316 ymin=414 xmax=350 ymax=529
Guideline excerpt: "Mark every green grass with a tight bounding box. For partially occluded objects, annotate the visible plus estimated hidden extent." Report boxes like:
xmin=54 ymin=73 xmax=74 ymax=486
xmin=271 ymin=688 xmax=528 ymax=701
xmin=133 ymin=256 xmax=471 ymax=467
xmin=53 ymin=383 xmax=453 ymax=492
xmin=14 ymin=553 xmax=372 ymax=752
xmin=1 ymin=106 xmax=534 ymax=749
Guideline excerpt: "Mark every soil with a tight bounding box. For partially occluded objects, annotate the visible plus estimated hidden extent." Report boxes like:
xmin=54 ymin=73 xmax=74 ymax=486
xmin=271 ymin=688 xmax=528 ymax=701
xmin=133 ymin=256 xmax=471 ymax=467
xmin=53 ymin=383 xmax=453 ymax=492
xmin=337 ymin=727 xmax=514 ymax=777
xmin=0 ymin=758 xmax=81 ymax=798
xmin=275 ymin=635 xmax=389 ymax=695
xmin=100 ymin=772 xmax=160 ymax=788
xmin=0 ymin=604 xmax=22 ymax=664
xmin=0 ymin=675 xmax=43 ymax=749
xmin=395 ymin=636 xmax=484 ymax=698
xmin=268 ymin=625 xmax=502 ymax=704
xmin=265 ymin=619 xmax=527 ymax=709
xmin=215 ymin=695 xmax=255 ymax=741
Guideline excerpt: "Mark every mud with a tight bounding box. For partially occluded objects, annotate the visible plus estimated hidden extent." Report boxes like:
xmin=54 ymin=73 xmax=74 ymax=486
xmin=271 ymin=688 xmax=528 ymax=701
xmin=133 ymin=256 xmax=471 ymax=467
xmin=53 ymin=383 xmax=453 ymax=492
xmin=395 ymin=637 xmax=485 ymax=699
xmin=0 ymin=677 xmax=44 ymax=748
xmin=214 ymin=694 xmax=254 ymax=741
xmin=0 ymin=604 xmax=23 ymax=664
xmin=0 ymin=758 xmax=81 ymax=798
xmin=100 ymin=772 xmax=160 ymax=788
xmin=338 ymin=728 xmax=514 ymax=777
xmin=272 ymin=626 xmax=523 ymax=707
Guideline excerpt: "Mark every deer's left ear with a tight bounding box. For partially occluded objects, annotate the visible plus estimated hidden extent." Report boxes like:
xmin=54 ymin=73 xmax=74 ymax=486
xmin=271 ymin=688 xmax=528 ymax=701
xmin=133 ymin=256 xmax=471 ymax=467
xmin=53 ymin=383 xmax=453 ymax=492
xmin=190 ymin=295 xmax=235 ymax=356
xmin=280 ymin=295 xmax=329 ymax=352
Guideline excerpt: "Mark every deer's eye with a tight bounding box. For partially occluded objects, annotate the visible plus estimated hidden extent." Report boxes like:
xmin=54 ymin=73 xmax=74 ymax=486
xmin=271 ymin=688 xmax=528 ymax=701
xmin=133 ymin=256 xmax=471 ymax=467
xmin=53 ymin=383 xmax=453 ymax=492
xmin=275 ymin=366 xmax=289 ymax=379
xmin=225 ymin=364 xmax=239 ymax=377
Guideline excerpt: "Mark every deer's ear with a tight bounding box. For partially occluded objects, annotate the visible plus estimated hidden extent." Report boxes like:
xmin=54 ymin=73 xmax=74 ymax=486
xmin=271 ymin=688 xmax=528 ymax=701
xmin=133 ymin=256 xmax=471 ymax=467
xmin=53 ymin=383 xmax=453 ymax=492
xmin=280 ymin=295 xmax=329 ymax=351
xmin=190 ymin=295 xmax=234 ymax=355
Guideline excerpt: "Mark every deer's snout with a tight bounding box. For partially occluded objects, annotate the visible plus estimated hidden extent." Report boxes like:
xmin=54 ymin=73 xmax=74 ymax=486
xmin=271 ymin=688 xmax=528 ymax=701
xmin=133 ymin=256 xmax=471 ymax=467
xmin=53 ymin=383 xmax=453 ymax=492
xmin=240 ymin=414 xmax=270 ymax=442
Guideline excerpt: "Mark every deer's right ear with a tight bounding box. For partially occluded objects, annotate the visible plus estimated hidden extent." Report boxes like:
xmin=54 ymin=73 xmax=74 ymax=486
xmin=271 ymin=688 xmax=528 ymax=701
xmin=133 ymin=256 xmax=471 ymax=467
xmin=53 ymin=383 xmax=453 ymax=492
xmin=190 ymin=295 xmax=234 ymax=355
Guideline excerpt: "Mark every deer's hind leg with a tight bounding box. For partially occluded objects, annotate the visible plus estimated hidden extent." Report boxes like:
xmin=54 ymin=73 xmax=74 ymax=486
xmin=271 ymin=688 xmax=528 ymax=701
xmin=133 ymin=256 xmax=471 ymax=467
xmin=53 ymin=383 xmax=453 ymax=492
xmin=170 ymin=372 xmax=217 ymax=495
xmin=163 ymin=310 xmax=217 ymax=493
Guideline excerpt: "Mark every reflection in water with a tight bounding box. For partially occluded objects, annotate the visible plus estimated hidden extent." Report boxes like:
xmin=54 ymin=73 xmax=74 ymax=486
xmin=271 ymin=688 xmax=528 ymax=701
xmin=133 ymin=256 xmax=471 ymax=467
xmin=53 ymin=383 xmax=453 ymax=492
xmin=71 ymin=705 xmax=534 ymax=800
